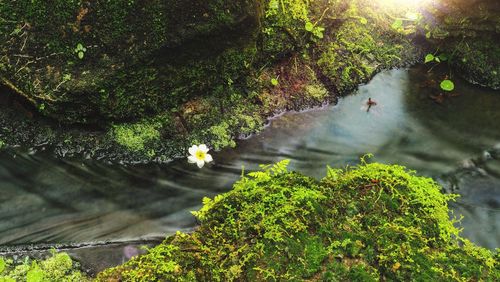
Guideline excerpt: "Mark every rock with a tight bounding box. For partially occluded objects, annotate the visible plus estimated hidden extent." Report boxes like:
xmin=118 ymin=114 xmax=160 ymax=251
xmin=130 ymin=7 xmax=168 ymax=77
xmin=0 ymin=0 xmax=260 ymax=124
xmin=423 ymin=0 xmax=500 ymax=89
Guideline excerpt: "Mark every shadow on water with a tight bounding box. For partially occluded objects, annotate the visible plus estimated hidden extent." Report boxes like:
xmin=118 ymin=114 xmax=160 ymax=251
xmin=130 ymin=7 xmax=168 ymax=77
xmin=0 ymin=66 xmax=499 ymax=251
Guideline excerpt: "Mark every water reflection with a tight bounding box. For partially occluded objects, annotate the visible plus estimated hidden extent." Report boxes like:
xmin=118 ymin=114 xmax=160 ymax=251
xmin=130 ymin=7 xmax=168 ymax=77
xmin=0 ymin=66 xmax=499 ymax=250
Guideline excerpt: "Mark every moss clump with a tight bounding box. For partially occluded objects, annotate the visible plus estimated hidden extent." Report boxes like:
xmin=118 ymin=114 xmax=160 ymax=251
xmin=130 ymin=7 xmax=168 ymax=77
xmin=97 ymin=159 xmax=499 ymax=281
xmin=113 ymin=120 xmax=162 ymax=152
xmin=0 ymin=251 xmax=89 ymax=282
xmin=316 ymin=1 xmax=416 ymax=94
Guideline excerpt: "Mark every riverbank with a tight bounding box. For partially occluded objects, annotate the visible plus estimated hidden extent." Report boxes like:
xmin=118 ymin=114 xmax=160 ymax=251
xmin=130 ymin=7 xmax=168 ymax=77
xmin=0 ymin=0 xmax=423 ymax=164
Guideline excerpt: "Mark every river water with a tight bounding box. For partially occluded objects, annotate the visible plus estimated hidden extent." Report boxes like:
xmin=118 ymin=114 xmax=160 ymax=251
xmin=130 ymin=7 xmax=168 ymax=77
xmin=1 ymin=66 xmax=499 ymax=250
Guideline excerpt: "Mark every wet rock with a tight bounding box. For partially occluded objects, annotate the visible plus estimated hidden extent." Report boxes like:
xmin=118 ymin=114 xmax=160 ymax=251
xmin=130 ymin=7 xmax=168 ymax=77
xmin=0 ymin=0 xmax=260 ymax=124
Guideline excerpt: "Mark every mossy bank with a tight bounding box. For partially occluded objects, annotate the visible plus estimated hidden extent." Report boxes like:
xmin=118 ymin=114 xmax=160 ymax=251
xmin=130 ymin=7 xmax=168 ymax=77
xmin=0 ymin=0 xmax=424 ymax=163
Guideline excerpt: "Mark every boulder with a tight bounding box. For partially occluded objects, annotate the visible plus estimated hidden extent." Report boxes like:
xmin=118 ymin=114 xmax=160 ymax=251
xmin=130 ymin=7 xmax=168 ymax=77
xmin=0 ymin=0 xmax=260 ymax=124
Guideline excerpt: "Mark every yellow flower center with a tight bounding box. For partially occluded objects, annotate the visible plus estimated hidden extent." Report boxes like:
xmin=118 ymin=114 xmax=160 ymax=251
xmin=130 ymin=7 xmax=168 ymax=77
xmin=195 ymin=150 xmax=206 ymax=160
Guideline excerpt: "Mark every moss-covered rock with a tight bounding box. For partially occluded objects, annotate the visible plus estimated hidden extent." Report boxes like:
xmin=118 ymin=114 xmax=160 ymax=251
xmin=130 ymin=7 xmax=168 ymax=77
xmin=421 ymin=0 xmax=500 ymax=89
xmin=0 ymin=251 xmax=89 ymax=281
xmin=0 ymin=0 xmax=260 ymax=123
xmin=97 ymin=160 xmax=499 ymax=281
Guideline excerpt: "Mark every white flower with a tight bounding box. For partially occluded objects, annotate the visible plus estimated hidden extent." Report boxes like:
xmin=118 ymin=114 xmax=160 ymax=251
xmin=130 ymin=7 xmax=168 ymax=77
xmin=187 ymin=144 xmax=213 ymax=168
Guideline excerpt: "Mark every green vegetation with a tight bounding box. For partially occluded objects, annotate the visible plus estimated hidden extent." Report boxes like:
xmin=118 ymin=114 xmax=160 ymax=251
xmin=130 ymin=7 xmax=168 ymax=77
xmin=74 ymin=43 xmax=87 ymax=60
xmin=316 ymin=1 xmax=416 ymax=94
xmin=97 ymin=159 xmax=499 ymax=281
xmin=440 ymin=79 xmax=455 ymax=92
xmin=0 ymin=251 xmax=89 ymax=282
xmin=113 ymin=120 xmax=161 ymax=152
xmin=1 ymin=0 xmax=497 ymax=161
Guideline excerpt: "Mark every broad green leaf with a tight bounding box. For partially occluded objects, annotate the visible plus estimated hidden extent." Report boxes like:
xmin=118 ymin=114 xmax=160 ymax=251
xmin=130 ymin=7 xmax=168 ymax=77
xmin=440 ymin=79 xmax=455 ymax=92
xmin=359 ymin=17 xmax=368 ymax=24
xmin=424 ymin=54 xmax=434 ymax=63
xmin=77 ymin=43 xmax=83 ymax=50
xmin=305 ymin=22 xmax=314 ymax=32
xmin=435 ymin=57 xmax=441 ymax=63
xmin=78 ymin=51 xmax=84 ymax=59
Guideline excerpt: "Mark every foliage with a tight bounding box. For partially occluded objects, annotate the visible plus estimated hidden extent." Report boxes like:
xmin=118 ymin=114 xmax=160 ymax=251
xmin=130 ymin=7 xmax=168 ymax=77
xmin=74 ymin=43 xmax=87 ymax=60
xmin=113 ymin=119 xmax=161 ymax=152
xmin=0 ymin=251 xmax=89 ymax=282
xmin=97 ymin=160 xmax=499 ymax=281
xmin=440 ymin=79 xmax=455 ymax=91
xmin=270 ymin=77 xmax=279 ymax=86
xmin=317 ymin=12 xmax=410 ymax=93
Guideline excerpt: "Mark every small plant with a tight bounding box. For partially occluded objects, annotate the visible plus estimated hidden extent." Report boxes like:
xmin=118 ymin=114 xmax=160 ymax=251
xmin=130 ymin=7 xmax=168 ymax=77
xmin=424 ymin=53 xmax=448 ymax=64
xmin=270 ymin=77 xmax=279 ymax=86
xmin=305 ymin=21 xmax=325 ymax=39
xmin=74 ymin=43 xmax=87 ymax=59
xmin=440 ymin=79 xmax=455 ymax=91
xmin=423 ymin=53 xmax=455 ymax=92
xmin=391 ymin=19 xmax=403 ymax=30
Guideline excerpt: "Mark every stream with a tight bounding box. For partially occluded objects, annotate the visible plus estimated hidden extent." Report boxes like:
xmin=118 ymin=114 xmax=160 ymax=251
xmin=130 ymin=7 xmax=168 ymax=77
xmin=1 ymin=66 xmax=499 ymax=264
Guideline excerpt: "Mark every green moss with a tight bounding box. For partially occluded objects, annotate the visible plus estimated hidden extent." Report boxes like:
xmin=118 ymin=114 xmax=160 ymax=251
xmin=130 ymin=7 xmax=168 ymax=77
xmin=305 ymin=83 xmax=328 ymax=101
xmin=97 ymin=159 xmax=499 ymax=281
xmin=113 ymin=120 xmax=161 ymax=152
xmin=0 ymin=251 xmax=89 ymax=282
xmin=206 ymin=121 xmax=237 ymax=150
xmin=317 ymin=14 xmax=410 ymax=93
xmin=450 ymin=36 xmax=500 ymax=89
xmin=260 ymin=0 xmax=311 ymax=57
xmin=0 ymin=0 xmax=260 ymax=123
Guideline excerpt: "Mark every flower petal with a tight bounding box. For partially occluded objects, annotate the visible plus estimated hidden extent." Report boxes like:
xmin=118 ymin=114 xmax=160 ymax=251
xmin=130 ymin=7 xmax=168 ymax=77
xmin=188 ymin=155 xmax=197 ymax=163
xmin=188 ymin=145 xmax=198 ymax=156
xmin=204 ymin=154 xmax=213 ymax=163
xmin=196 ymin=160 xmax=205 ymax=168
xmin=199 ymin=144 xmax=209 ymax=153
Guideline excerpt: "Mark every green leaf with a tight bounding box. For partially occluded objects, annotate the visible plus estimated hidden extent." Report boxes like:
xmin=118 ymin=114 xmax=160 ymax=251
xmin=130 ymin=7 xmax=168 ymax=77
xmin=359 ymin=17 xmax=367 ymax=25
xmin=440 ymin=80 xmax=455 ymax=92
xmin=305 ymin=22 xmax=314 ymax=32
xmin=391 ymin=19 xmax=403 ymax=30
xmin=438 ymin=54 xmax=448 ymax=62
xmin=435 ymin=57 xmax=441 ymax=63
xmin=424 ymin=54 xmax=435 ymax=63
xmin=76 ymin=43 xmax=83 ymax=50
xmin=0 ymin=257 xmax=5 ymax=273
xmin=78 ymin=51 xmax=84 ymax=59
xmin=271 ymin=78 xmax=279 ymax=86
xmin=425 ymin=31 xmax=431 ymax=38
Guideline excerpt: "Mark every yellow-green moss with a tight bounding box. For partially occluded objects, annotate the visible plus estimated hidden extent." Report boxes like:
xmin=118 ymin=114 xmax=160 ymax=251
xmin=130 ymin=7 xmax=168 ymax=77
xmin=97 ymin=159 xmax=499 ymax=281
xmin=113 ymin=120 xmax=161 ymax=152
xmin=0 ymin=251 xmax=89 ymax=282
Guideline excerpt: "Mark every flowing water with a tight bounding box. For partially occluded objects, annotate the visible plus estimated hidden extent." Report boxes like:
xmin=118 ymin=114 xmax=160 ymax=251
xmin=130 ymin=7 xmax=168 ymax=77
xmin=1 ymin=66 xmax=499 ymax=252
